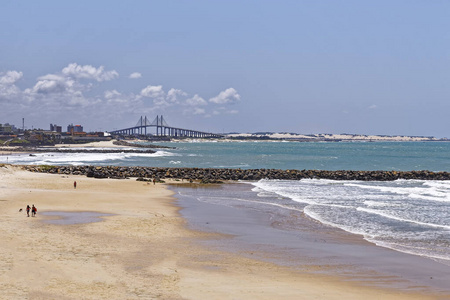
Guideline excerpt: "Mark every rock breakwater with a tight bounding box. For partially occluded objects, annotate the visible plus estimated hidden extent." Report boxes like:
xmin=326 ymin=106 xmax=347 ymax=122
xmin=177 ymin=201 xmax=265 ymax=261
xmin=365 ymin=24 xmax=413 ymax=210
xmin=112 ymin=140 xmax=174 ymax=149
xmin=21 ymin=165 xmax=450 ymax=181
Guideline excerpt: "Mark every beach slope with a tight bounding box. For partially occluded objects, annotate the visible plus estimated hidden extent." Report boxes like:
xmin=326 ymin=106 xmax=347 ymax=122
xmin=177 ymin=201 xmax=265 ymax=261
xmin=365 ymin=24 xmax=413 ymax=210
xmin=0 ymin=165 xmax=439 ymax=299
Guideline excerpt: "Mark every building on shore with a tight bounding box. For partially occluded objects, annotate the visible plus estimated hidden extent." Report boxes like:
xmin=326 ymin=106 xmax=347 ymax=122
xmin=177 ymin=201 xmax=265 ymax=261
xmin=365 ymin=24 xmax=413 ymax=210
xmin=67 ymin=124 xmax=84 ymax=134
xmin=0 ymin=123 xmax=17 ymax=134
xmin=50 ymin=124 xmax=62 ymax=133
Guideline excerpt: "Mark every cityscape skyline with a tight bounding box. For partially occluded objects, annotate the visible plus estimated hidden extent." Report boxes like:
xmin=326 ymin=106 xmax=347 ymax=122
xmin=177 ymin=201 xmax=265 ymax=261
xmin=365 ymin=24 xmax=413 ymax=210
xmin=1 ymin=1 xmax=450 ymax=138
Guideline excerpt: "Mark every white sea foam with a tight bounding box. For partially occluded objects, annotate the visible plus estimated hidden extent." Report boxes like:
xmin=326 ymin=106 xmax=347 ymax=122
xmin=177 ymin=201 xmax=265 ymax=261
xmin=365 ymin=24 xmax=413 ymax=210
xmin=214 ymin=164 xmax=251 ymax=168
xmin=196 ymin=195 xmax=304 ymax=213
xmin=363 ymin=200 xmax=396 ymax=207
xmin=252 ymin=178 xmax=450 ymax=262
xmin=151 ymin=150 xmax=179 ymax=157
xmin=303 ymin=205 xmax=368 ymax=236
xmin=0 ymin=150 xmax=177 ymax=166
xmin=251 ymin=186 xmax=280 ymax=198
xmin=345 ymin=180 xmax=450 ymax=203
xmin=423 ymin=180 xmax=450 ymax=188
xmin=356 ymin=207 xmax=450 ymax=230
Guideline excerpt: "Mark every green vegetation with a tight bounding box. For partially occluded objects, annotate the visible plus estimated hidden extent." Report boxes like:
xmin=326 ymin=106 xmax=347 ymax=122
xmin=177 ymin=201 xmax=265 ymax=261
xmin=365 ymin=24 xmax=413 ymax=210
xmin=36 ymin=165 xmax=56 ymax=171
xmin=7 ymin=139 xmax=31 ymax=145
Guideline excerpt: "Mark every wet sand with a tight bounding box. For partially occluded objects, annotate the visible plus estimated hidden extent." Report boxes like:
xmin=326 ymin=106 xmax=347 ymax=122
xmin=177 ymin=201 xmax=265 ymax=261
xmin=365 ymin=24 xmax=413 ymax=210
xmin=0 ymin=165 xmax=446 ymax=299
xmin=172 ymin=183 xmax=450 ymax=293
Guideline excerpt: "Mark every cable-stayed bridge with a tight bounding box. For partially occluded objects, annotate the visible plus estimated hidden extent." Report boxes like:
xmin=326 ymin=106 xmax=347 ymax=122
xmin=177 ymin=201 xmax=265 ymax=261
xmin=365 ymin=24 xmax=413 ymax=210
xmin=108 ymin=116 xmax=223 ymax=138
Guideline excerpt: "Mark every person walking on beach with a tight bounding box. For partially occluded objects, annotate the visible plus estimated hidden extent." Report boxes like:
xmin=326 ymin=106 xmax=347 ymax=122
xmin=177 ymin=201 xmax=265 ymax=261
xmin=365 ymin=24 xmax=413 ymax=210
xmin=26 ymin=205 xmax=30 ymax=217
xmin=74 ymin=181 xmax=77 ymax=189
xmin=31 ymin=205 xmax=37 ymax=217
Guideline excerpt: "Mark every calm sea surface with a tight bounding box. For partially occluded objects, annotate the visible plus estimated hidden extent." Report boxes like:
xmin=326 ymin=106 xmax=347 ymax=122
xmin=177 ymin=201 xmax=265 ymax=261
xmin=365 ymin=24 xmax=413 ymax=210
xmin=2 ymin=141 xmax=450 ymax=264
xmin=3 ymin=141 xmax=449 ymax=171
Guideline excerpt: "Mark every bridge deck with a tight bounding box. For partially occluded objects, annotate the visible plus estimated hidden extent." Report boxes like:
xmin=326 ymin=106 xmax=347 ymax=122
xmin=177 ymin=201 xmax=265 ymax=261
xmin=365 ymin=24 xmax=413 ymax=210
xmin=109 ymin=115 xmax=223 ymax=138
xmin=109 ymin=125 xmax=223 ymax=138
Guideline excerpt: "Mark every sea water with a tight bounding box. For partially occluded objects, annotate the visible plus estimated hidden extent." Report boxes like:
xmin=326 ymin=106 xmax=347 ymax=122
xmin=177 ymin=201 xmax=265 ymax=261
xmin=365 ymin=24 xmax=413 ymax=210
xmin=2 ymin=141 xmax=450 ymax=171
xmin=251 ymin=178 xmax=450 ymax=265
xmin=2 ymin=141 xmax=450 ymax=264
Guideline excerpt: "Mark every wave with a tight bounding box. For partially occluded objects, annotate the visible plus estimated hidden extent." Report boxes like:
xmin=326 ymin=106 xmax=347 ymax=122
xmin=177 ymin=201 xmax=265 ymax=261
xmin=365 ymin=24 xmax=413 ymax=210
xmin=192 ymin=194 xmax=304 ymax=214
xmin=363 ymin=200 xmax=399 ymax=207
xmin=214 ymin=164 xmax=251 ymax=168
xmin=344 ymin=181 xmax=450 ymax=203
xmin=356 ymin=207 xmax=450 ymax=230
xmin=252 ymin=178 xmax=450 ymax=262
xmin=304 ymin=204 xmax=450 ymax=263
xmin=302 ymin=205 xmax=368 ymax=236
xmin=1 ymin=150 xmax=178 ymax=166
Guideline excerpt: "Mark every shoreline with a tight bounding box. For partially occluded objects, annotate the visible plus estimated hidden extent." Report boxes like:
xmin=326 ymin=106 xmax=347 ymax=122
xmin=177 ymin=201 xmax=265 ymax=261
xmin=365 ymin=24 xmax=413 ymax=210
xmin=172 ymin=182 xmax=450 ymax=293
xmin=0 ymin=165 xmax=446 ymax=299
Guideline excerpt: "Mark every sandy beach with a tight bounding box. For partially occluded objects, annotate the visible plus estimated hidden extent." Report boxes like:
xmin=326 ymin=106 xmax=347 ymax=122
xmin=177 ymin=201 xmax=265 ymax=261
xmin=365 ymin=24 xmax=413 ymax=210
xmin=0 ymin=165 xmax=446 ymax=299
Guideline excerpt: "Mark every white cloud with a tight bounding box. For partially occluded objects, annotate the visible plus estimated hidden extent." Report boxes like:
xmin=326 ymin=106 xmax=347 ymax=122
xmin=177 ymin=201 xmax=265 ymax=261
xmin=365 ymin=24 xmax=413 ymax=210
xmin=104 ymin=89 xmax=122 ymax=99
xmin=67 ymin=93 xmax=91 ymax=106
xmin=193 ymin=107 xmax=206 ymax=115
xmin=17 ymin=63 xmax=122 ymax=112
xmin=31 ymin=79 xmax=67 ymax=94
xmin=0 ymin=63 xmax=243 ymax=130
xmin=167 ymin=88 xmax=187 ymax=103
xmin=140 ymin=85 xmax=170 ymax=107
xmin=0 ymin=71 xmax=23 ymax=100
xmin=37 ymin=74 xmax=65 ymax=82
xmin=0 ymin=71 xmax=23 ymax=85
xmin=186 ymin=94 xmax=207 ymax=106
xmin=103 ymin=89 xmax=133 ymax=105
xmin=129 ymin=72 xmax=142 ymax=79
xmin=62 ymin=63 xmax=118 ymax=81
xmin=140 ymin=85 xmax=165 ymax=98
xmin=210 ymin=106 xmax=239 ymax=116
xmin=21 ymin=66 xmax=104 ymax=110
xmin=227 ymin=110 xmax=239 ymax=114
xmin=183 ymin=106 xmax=207 ymax=116
xmin=369 ymin=104 xmax=377 ymax=109
xmin=209 ymin=87 xmax=240 ymax=104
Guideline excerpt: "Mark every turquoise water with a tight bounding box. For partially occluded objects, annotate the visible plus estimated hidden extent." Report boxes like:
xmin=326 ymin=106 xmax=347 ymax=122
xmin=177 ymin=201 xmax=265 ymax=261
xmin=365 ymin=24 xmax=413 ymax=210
xmin=4 ymin=141 xmax=449 ymax=171
xmin=154 ymin=141 xmax=450 ymax=171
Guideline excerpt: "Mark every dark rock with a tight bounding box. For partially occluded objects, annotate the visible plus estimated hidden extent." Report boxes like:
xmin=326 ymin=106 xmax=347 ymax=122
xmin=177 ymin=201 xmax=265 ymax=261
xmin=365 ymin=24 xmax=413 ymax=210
xmin=20 ymin=165 xmax=450 ymax=182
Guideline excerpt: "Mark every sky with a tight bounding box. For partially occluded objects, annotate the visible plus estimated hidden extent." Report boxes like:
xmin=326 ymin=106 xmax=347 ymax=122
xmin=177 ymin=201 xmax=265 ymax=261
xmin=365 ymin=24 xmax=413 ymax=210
xmin=1 ymin=1 xmax=449 ymax=137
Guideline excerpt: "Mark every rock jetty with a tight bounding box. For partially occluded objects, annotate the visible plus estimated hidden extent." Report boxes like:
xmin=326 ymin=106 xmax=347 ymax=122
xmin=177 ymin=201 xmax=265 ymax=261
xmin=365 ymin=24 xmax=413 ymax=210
xmin=21 ymin=165 xmax=450 ymax=182
xmin=112 ymin=140 xmax=174 ymax=149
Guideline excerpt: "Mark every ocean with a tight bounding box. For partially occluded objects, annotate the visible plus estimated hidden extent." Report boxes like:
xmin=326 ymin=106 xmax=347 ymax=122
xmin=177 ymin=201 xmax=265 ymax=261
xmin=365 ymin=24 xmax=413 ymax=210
xmin=2 ymin=141 xmax=450 ymax=267
xmin=251 ymin=178 xmax=450 ymax=265
xmin=3 ymin=140 xmax=450 ymax=171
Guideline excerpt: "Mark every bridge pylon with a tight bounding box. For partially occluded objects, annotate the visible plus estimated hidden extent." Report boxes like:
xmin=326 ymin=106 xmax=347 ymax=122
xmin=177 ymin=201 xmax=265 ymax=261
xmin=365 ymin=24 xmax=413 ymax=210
xmin=109 ymin=115 xmax=223 ymax=138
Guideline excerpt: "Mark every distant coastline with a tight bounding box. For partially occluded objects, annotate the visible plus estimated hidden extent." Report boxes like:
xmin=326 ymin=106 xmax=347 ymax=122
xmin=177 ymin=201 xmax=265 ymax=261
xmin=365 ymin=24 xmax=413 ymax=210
xmin=225 ymin=132 xmax=448 ymax=142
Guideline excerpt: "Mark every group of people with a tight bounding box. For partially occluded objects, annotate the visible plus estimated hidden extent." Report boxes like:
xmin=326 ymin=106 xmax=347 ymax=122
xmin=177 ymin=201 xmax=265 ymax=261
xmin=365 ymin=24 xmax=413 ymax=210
xmin=22 ymin=181 xmax=75 ymax=217
xmin=26 ymin=204 xmax=37 ymax=217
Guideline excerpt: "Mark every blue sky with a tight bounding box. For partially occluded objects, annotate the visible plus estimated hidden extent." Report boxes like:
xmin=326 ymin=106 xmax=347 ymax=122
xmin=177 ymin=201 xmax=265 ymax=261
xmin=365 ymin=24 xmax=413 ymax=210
xmin=1 ymin=1 xmax=449 ymax=137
